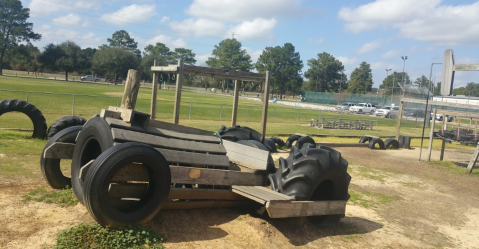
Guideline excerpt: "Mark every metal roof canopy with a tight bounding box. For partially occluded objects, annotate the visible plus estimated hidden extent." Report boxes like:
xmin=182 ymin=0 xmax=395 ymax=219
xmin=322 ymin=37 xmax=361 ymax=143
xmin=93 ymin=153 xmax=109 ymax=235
xmin=151 ymin=64 xmax=266 ymax=82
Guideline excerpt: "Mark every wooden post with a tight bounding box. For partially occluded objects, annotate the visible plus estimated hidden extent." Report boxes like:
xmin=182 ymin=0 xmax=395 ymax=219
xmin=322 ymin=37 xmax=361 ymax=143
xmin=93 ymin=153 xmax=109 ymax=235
xmin=427 ymin=108 xmax=437 ymax=161
xmin=439 ymin=139 xmax=446 ymax=161
xmin=260 ymin=71 xmax=271 ymax=137
xmin=121 ymin=69 xmax=141 ymax=109
xmin=150 ymin=60 xmax=158 ymax=119
xmin=395 ymin=100 xmax=404 ymax=139
xmin=173 ymin=59 xmax=184 ymax=124
xmin=231 ymin=80 xmax=240 ymax=127
xmin=466 ymin=143 xmax=479 ymax=174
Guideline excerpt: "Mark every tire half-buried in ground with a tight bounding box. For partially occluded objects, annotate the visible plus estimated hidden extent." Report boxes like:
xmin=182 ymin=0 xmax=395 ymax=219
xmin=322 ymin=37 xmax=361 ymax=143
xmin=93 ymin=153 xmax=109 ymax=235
xmin=0 ymin=99 xmax=47 ymax=139
xmin=47 ymin=115 xmax=87 ymax=139
xmin=41 ymin=125 xmax=82 ymax=189
xmin=83 ymin=143 xmax=171 ymax=227
xmin=71 ymin=117 xmax=114 ymax=203
xmin=368 ymin=138 xmax=386 ymax=150
xmin=268 ymin=146 xmax=351 ymax=224
xmin=384 ymin=138 xmax=400 ymax=149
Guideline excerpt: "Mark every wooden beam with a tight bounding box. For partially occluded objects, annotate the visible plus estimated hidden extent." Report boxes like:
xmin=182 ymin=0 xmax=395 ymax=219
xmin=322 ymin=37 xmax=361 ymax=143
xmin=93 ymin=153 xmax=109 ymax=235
xmin=232 ymin=185 xmax=294 ymax=205
xmin=169 ymin=188 xmax=247 ymax=200
xmin=150 ymin=65 xmax=179 ymax=73
xmin=182 ymin=65 xmax=265 ymax=81
xmin=404 ymin=97 xmax=479 ymax=110
xmin=108 ymin=106 xmax=150 ymax=128
xmin=231 ymin=80 xmax=240 ymax=127
xmin=162 ymin=200 xmax=252 ymax=210
xmin=260 ymin=71 xmax=271 ymax=137
xmin=121 ymin=69 xmax=141 ymax=109
xmin=44 ymin=142 xmax=75 ymax=159
xmin=148 ymin=118 xmax=213 ymax=136
xmin=427 ymin=108 xmax=437 ymax=161
xmin=440 ymin=139 xmax=446 ymax=161
xmin=223 ymin=140 xmax=269 ymax=171
xmin=173 ymin=59 xmax=184 ymax=124
xmin=150 ymin=60 xmax=159 ymax=119
xmin=396 ymin=101 xmax=404 ymax=139
xmin=100 ymin=109 xmax=121 ymax=119
xmin=454 ymin=64 xmax=479 ymax=71
xmin=315 ymin=142 xmax=369 ymax=148
xmin=265 ymin=200 xmax=347 ymax=218
xmin=79 ymin=160 xmax=94 ymax=182
xmin=466 ymin=143 xmax=479 ymax=174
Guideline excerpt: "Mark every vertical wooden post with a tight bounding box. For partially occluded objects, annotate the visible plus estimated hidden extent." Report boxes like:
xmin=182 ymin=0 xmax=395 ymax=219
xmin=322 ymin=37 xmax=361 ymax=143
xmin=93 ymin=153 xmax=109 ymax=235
xmin=121 ymin=69 xmax=141 ymax=109
xmin=150 ymin=60 xmax=158 ymax=119
xmin=260 ymin=71 xmax=271 ymax=137
xmin=440 ymin=139 xmax=446 ymax=161
xmin=173 ymin=59 xmax=184 ymax=124
xmin=231 ymin=80 xmax=240 ymax=127
xmin=427 ymin=108 xmax=437 ymax=161
xmin=395 ymin=100 xmax=404 ymax=139
xmin=466 ymin=142 xmax=479 ymax=174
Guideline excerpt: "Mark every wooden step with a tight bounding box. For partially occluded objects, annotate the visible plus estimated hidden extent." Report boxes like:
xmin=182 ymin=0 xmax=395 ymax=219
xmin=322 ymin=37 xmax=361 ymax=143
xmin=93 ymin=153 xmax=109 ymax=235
xmin=231 ymin=185 xmax=294 ymax=205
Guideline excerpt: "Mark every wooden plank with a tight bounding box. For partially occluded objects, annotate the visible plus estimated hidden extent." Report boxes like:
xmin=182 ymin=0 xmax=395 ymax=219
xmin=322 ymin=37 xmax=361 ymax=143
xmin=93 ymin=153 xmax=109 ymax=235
xmin=109 ymin=183 xmax=148 ymax=198
xmin=100 ymin=109 xmax=121 ymax=119
xmin=454 ymin=64 xmax=479 ymax=71
xmin=150 ymin=60 xmax=159 ymax=119
xmin=106 ymin=118 xmax=219 ymax=144
xmin=79 ymin=160 xmax=94 ymax=182
xmin=182 ymin=65 xmax=265 ymax=81
xmin=466 ymin=142 xmax=479 ymax=174
xmin=44 ymin=142 xmax=75 ymax=159
xmin=440 ymin=139 xmax=446 ymax=161
xmin=316 ymin=142 xmax=369 ymax=148
xmin=108 ymin=107 xmax=151 ymax=128
xmin=427 ymin=108 xmax=437 ymax=161
xmin=441 ymin=49 xmax=454 ymax=96
xmin=111 ymin=128 xmax=226 ymax=154
xmin=232 ymin=185 xmax=294 ymax=204
xmin=223 ymin=140 xmax=268 ymax=170
xmin=231 ymin=80 xmax=240 ymax=127
xmin=260 ymin=71 xmax=270 ymax=137
xmin=265 ymin=200 xmax=347 ymax=218
xmin=148 ymin=119 xmax=213 ymax=136
xmin=121 ymin=69 xmax=141 ymax=109
xmin=162 ymin=200 xmax=252 ymax=210
xmin=396 ymin=101 xmax=403 ymax=139
xmin=157 ymin=148 xmax=229 ymax=167
xmin=173 ymin=59 xmax=184 ymax=124
xmin=150 ymin=65 xmax=179 ymax=73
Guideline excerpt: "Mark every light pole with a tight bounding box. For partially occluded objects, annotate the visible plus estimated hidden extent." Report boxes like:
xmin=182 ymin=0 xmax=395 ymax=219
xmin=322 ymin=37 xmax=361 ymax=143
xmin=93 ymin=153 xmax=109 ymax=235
xmin=340 ymin=69 xmax=345 ymax=97
xmin=401 ymin=56 xmax=408 ymax=97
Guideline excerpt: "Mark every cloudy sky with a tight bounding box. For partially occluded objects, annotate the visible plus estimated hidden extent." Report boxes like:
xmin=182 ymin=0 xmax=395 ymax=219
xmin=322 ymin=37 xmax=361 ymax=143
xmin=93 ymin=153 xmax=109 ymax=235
xmin=21 ymin=0 xmax=479 ymax=89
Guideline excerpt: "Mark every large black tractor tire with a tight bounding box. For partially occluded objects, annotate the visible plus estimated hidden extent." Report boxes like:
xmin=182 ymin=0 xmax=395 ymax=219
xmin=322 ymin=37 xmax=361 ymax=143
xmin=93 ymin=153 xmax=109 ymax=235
xmin=384 ymin=138 xmax=400 ymax=149
xmin=296 ymin=136 xmax=316 ymax=150
xmin=71 ymin=117 xmax=114 ymax=203
xmin=359 ymin=136 xmax=372 ymax=143
xmin=285 ymin=135 xmax=300 ymax=148
xmin=41 ymin=126 xmax=82 ymax=189
xmin=47 ymin=116 xmax=87 ymax=139
xmin=236 ymin=140 xmax=276 ymax=173
xmin=403 ymin=136 xmax=411 ymax=149
xmin=83 ymin=143 xmax=171 ymax=228
xmin=269 ymin=146 xmax=350 ymax=224
xmin=271 ymin=137 xmax=286 ymax=147
xmin=218 ymin=125 xmax=263 ymax=143
xmin=398 ymin=135 xmax=405 ymax=148
xmin=263 ymin=138 xmax=278 ymax=153
xmin=0 ymin=99 xmax=47 ymax=139
xmin=368 ymin=138 xmax=386 ymax=150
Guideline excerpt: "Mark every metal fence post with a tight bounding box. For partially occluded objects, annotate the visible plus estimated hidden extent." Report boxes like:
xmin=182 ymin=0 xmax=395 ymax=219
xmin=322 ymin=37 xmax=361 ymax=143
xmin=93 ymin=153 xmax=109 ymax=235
xmin=26 ymin=91 xmax=29 ymax=102
xmin=274 ymin=107 xmax=276 ymax=123
xmin=248 ymin=106 xmax=251 ymax=122
xmin=297 ymin=109 xmax=299 ymax=124
xmin=189 ymin=102 xmax=192 ymax=120
xmin=72 ymin=94 xmax=75 ymax=115
xmin=220 ymin=104 xmax=223 ymax=121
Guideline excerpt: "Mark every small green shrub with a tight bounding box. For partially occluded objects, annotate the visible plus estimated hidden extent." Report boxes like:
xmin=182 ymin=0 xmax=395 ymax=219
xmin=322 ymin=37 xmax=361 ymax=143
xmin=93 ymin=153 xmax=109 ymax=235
xmin=53 ymin=223 xmax=165 ymax=249
xmin=22 ymin=186 xmax=78 ymax=206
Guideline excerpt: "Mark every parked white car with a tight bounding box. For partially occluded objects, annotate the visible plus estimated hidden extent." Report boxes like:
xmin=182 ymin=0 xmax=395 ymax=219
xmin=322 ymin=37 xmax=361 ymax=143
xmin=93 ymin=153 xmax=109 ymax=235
xmin=336 ymin=102 xmax=356 ymax=111
xmin=349 ymin=103 xmax=376 ymax=114
xmin=80 ymin=75 xmax=100 ymax=82
xmin=375 ymin=106 xmax=400 ymax=118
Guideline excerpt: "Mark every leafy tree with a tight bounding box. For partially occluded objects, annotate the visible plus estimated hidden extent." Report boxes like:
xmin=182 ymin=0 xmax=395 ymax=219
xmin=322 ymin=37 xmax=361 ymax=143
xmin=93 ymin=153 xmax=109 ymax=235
xmin=348 ymin=62 xmax=372 ymax=94
xmin=303 ymin=52 xmax=345 ymax=93
xmin=92 ymin=46 xmax=139 ymax=84
xmin=4 ymin=43 xmax=40 ymax=72
xmin=414 ymin=75 xmax=431 ymax=88
xmin=78 ymin=47 xmax=96 ymax=74
xmin=255 ymin=43 xmax=303 ymax=98
xmin=0 ymin=0 xmax=41 ymax=75
xmin=171 ymin=48 xmax=196 ymax=65
xmin=107 ymin=30 xmax=140 ymax=57
xmin=453 ymin=82 xmax=479 ymax=97
xmin=143 ymin=42 xmax=171 ymax=58
xmin=206 ymin=38 xmax=252 ymax=93
xmin=433 ymin=82 xmax=441 ymax=95
xmin=38 ymin=41 xmax=85 ymax=81
xmin=139 ymin=42 xmax=171 ymax=82
xmin=379 ymin=71 xmax=411 ymax=95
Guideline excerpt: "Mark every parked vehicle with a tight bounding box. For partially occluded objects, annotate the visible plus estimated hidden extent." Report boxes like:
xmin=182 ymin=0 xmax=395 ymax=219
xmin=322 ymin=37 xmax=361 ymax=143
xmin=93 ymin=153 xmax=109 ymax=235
xmin=349 ymin=103 xmax=376 ymax=114
xmin=436 ymin=114 xmax=454 ymax=122
xmin=406 ymin=109 xmax=424 ymax=117
xmin=375 ymin=106 xmax=400 ymax=118
xmin=336 ymin=102 xmax=356 ymax=111
xmin=80 ymin=75 xmax=100 ymax=82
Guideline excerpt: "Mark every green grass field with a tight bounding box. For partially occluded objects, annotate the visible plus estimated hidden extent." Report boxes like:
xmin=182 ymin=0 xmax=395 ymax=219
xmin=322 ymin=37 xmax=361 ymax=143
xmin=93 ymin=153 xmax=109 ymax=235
xmin=0 ymin=75 xmax=424 ymax=136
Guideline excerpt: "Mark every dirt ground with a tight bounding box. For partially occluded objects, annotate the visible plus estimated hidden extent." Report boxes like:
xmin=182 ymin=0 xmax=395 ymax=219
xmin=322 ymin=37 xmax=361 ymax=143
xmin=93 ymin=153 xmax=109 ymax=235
xmin=1 ymin=146 xmax=479 ymax=248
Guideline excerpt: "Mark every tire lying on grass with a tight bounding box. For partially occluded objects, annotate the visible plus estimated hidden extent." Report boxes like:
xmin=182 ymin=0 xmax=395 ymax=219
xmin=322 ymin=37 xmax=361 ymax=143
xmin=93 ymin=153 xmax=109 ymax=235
xmin=71 ymin=117 xmax=114 ymax=203
xmin=268 ymin=145 xmax=351 ymax=224
xmin=41 ymin=125 xmax=82 ymax=189
xmin=368 ymin=138 xmax=386 ymax=150
xmin=236 ymin=140 xmax=276 ymax=173
xmin=0 ymin=99 xmax=47 ymax=139
xmin=83 ymin=143 xmax=171 ymax=228
xmin=47 ymin=115 xmax=87 ymax=139
xmin=384 ymin=138 xmax=400 ymax=149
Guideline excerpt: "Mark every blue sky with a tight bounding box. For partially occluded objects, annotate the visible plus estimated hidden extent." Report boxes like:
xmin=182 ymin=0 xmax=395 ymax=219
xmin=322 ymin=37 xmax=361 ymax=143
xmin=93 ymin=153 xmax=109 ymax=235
xmin=21 ymin=0 xmax=479 ymax=89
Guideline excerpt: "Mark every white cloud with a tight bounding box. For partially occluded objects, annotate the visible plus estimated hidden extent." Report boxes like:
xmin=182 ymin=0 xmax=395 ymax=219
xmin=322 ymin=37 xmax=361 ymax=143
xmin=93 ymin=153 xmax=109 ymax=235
xmin=101 ymin=4 xmax=156 ymax=26
xmin=195 ymin=53 xmax=211 ymax=66
xmin=145 ymin=35 xmax=187 ymax=49
xmin=160 ymin=16 xmax=170 ymax=23
xmin=355 ymin=39 xmax=386 ymax=54
xmin=456 ymin=56 xmax=479 ymax=64
xmin=381 ymin=50 xmax=401 ymax=60
xmin=169 ymin=18 xmax=225 ymax=37
xmin=336 ymin=56 xmax=358 ymax=66
xmin=35 ymin=25 xmax=102 ymax=48
xmin=227 ymin=18 xmax=277 ymax=41
xmin=338 ymin=0 xmax=479 ymax=45
xmin=52 ymin=14 xmax=81 ymax=26
xmin=244 ymin=47 xmax=264 ymax=63
xmin=308 ymin=38 xmax=324 ymax=44
xmin=29 ymin=0 xmax=98 ymax=16
xmin=186 ymin=0 xmax=302 ymax=22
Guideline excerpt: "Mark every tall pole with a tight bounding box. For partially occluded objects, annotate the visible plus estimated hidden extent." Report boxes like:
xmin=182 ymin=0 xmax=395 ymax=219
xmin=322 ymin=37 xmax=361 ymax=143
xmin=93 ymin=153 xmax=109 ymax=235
xmin=401 ymin=56 xmax=408 ymax=97
xmin=261 ymin=71 xmax=271 ymax=137
xmin=391 ymin=77 xmax=395 ymax=104
xmin=386 ymin=68 xmax=391 ymax=103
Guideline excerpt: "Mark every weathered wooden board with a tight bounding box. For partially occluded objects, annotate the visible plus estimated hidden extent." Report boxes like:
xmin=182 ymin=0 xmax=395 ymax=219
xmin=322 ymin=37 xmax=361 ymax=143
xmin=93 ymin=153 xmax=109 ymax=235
xmin=162 ymin=200 xmax=252 ymax=210
xmin=454 ymin=64 xmax=479 ymax=71
xmin=109 ymin=183 xmax=148 ymax=198
xmin=100 ymin=109 xmax=121 ymax=119
xmin=111 ymin=128 xmax=226 ymax=155
xmin=44 ymin=142 xmax=75 ymax=159
xmin=265 ymin=200 xmax=347 ymax=218
xmin=150 ymin=65 xmax=179 ymax=73
xmin=232 ymin=185 xmax=294 ymax=205
xmin=183 ymin=65 xmax=265 ymax=81
xmin=79 ymin=160 xmax=94 ymax=182
xmin=316 ymin=143 xmax=369 ymax=148
xmin=148 ymin=119 xmax=213 ymax=136
xmin=223 ymin=140 xmax=268 ymax=170
xmin=173 ymin=59 xmax=184 ymax=125
xmin=121 ymin=69 xmax=141 ymax=109
xmin=466 ymin=142 xmax=479 ymax=174
xmin=108 ymin=106 xmax=150 ymax=128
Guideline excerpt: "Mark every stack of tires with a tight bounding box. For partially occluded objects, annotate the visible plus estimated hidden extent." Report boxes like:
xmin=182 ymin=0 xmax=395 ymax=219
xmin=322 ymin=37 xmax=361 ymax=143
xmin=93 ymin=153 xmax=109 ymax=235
xmin=359 ymin=136 xmax=400 ymax=149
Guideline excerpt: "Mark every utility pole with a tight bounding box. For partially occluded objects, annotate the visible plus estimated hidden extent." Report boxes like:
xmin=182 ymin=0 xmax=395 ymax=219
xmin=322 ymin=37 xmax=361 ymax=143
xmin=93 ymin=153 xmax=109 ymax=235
xmin=385 ymin=68 xmax=392 ymax=103
xmin=401 ymin=56 xmax=408 ymax=97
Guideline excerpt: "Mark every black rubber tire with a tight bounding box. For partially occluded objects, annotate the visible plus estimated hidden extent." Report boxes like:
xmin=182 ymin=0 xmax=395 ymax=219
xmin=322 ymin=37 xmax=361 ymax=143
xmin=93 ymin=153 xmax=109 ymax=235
xmin=368 ymin=138 xmax=385 ymax=150
xmin=271 ymin=137 xmax=285 ymax=147
xmin=83 ymin=143 xmax=171 ymax=228
xmin=0 ymin=99 xmax=47 ymax=139
xmin=40 ymin=126 xmax=82 ymax=189
xmin=285 ymin=135 xmax=300 ymax=148
xmin=263 ymin=138 xmax=278 ymax=153
xmin=71 ymin=117 xmax=114 ymax=203
xmin=47 ymin=116 xmax=87 ymax=139
xmin=398 ymin=135 xmax=405 ymax=148
xmin=268 ymin=146 xmax=351 ymax=224
xmin=384 ymin=138 xmax=400 ymax=149
xmin=296 ymin=136 xmax=316 ymax=150
xmin=403 ymin=136 xmax=411 ymax=149
xmin=218 ymin=125 xmax=263 ymax=143
xmin=236 ymin=140 xmax=276 ymax=173
xmin=359 ymin=136 xmax=371 ymax=143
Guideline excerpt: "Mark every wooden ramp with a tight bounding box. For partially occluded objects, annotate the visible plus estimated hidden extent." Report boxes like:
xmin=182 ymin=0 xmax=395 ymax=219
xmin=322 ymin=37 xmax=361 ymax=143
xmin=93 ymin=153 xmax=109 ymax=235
xmin=232 ymin=185 xmax=294 ymax=205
